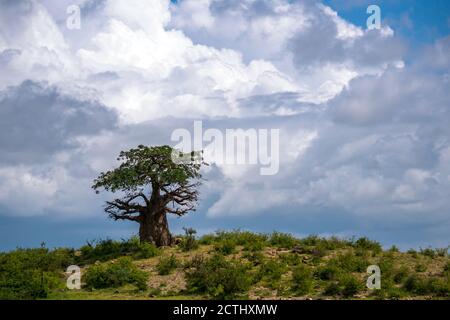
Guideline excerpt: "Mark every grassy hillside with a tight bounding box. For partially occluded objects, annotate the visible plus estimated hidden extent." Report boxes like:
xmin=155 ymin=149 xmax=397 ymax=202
xmin=1 ymin=231 xmax=449 ymax=300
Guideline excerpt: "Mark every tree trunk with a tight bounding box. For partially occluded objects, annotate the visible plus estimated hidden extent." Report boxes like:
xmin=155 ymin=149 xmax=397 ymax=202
xmin=139 ymin=209 xmax=172 ymax=247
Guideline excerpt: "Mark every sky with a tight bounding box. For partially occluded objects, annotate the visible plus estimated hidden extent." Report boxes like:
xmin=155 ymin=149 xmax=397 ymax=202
xmin=0 ymin=0 xmax=449 ymax=251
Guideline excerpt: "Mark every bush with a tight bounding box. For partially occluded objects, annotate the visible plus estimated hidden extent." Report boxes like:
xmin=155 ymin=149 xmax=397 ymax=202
xmin=84 ymin=257 xmax=147 ymax=291
xmin=415 ymin=263 xmax=427 ymax=273
xmin=291 ymin=265 xmax=313 ymax=295
xmin=324 ymin=282 xmax=340 ymax=296
xmin=185 ymin=254 xmax=252 ymax=299
xmin=179 ymin=228 xmax=199 ymax=252
xmin=329 ymin=253 xmax=369 ymax=273
xmin=444 ymin=261 xmax=450 ymax=274
xmin=419 ymin=247 xmax=436 ymax=259
xmin=339 ymin=275 xmax=362 ymax=297
xmin=315 ymin=265 xmax=341 ymax=281
xmin=269 ymin=232 xmax=298 ymax=249
xmin=133 ymin=242 xmax=160 ymax=259
xmin=353 ymin=237 xmax=382 ymax=254
xmin=279 ymin=253 xmax=302 ymax=266
xmin=156 ymin=254 xmax=179 ymax=275
xmin=78 ymin=237 xmax=159 ymax=264
xmin=407 ymin=249 xmax=418 ymax=258
xmin=434 ymin=247 xmax=449 ymax=258
xmin=402 ymin=274 xmax=428 ymax=295
xmin=393 ymin=266 xmax=410 ymax=284
xmin=214 ymin=238 xmax=236 ymax=256
xmin=426 ymin=278 xmax=449 ymax=297
xmin=389 ymin=245 xmax=400 ymax=253
xmin=257 ymin=259 xmax=287 ymax=284
xmin=243 ymin=251 xmax=265 ymax=266
xmin=0 ymin=248 xmax=73 ymax=299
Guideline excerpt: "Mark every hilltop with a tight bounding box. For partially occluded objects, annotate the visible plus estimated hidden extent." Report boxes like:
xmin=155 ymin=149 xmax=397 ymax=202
xmin=0 ymin=231 xmax=448 ymax=300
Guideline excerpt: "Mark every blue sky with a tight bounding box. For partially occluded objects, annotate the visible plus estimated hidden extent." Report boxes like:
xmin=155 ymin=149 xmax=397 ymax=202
xmin=324 ymin=0 xmax=450 ymax=43
xmin=0 ymin=0 xmax=449 ymax=251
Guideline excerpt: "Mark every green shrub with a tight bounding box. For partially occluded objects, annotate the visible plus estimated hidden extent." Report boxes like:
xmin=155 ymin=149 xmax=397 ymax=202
xmin=415 ymin=263 xmax=427 ymax=273
xmin=0 ymin=248 xmax=72 ymax=299
xmin=444 ymin=261 xmax=450 ymax=274
xmin=179 ymin=228 xmax=199 ymax=252
xmin=198 ymin=234 xmax=216 ymax=245
xmin=291 ymin=265 xmax=313 ymax=295
xmin=339 ymin=275 xmax=362 ymax=297
xmin=434 ymin=247 xmax=449 ymax=258
xmin=393 ymin=266 xmax=410 ymax=284
xmin=269 ymin=232 xmax=298 ymax=249
xmin=214 ymin=238 xmax=236 ymax=255
xmin=419 ymin=247 xmax=436 ymax=259
xmin=403 ymin=274 xmax=428 ymax=295
xmin=185 ymin=254 xmax=252 ymax=299
xmin=353 ymin=237 xmax=382 ymax=253
xmin=133 ymin=242 xmax=160 ymax=259
xmin=324 ymin=282 xmax=340 ymax=296
xmin=315 ymin=265 xmax=341 ymax=281
xmin=329 ymin=253 xmax=369 ymax=273
xmin=78 ymin=237 xmax=159 ymax=264
xmin=243 ymin=251 xmax=265 ymax=266
xmin=407 ymin=249 xmax=418 ymax=258
xmin=389 ymin=245 xmax=400 ymax=253
xmin=258 ymin=259 xmax=287 ymax=283
xmin=426 ymin=278 xmax=449 ymax=297
xmin=378 ymin=255 xmax=395 ymax=277
xmin=156 ymin=254 xmax=179 ymax=275
xmin=84 ymin=257 xmax=147 ymax=291
xmin=279 ymin=253 xmax=302 ymax=266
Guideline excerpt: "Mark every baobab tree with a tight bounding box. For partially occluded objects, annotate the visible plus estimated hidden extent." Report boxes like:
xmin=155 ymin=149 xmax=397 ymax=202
xmin=92 ymin=145 xmax=205 ymax=247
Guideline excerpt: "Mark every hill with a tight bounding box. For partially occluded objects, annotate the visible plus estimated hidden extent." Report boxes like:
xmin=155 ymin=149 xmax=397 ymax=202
xmin=0 ymin=231 xmax=448 ymax=300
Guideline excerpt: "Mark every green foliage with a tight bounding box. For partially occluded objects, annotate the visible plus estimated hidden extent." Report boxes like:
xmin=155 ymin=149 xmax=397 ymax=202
xmin=393 ymin=265 xmax=410 ymax=284
xmin=324 ymin=282 xmax=341 ymax=296
xmin=184 ymin=254 xmax=252 ymax=299
xmin=269 ymin=232 xmax=298 ymax=249
xmin=389 ymin=245 xmax=400 ymax=253
xmin=179 ymin=228 xmax=199 ymax=252
xmin=92 ymin=145 xmax=203 ymax=193
xmin=200 ymin=230 xmax=268 ymax=251
xmin=243 ymin=251 xmax=266 ymax=266
xmin=407 ymin=249 xmax=419 ymax=258
xmin=291 ymin=265 xmax=314 ymax=295
xmin=419 ymin=247 xmax=436 ymax=259
xmin=84 ymin=257 xmax=147 ymax=291
xmin=434 ymin=247 xmax=449 ymax=258
xmin=444 ymin=261 xmax=450 ymax=274
xmin=0 ymin=248 xmax=73 ymax=299
xmin=353 ymin=237 xmax=382 ymax=254
xmin=415 ymin=263 xmax=427 ymax=273
xmin=279 ymin=253 xmax=302 ymax=266
xmin=426 ymin=277 xmax=449 ymax=297
xmin=339 ymin=275 xmax=362 ymax=297
xmin=329 ymin=252 xmax=369 ymax=273
xmin=315 ymin=264 xmax=341 ymax=281
xmin=402 ymin=274 xmax=428 ymax=295
xmin=257 ymin=259 xmax=287 ymax=285
xmin=78 ymin=237 xmax=159 ymax=264
xmin=214 ymin=238 xmax=236 ymax=256
xmin=156 ymin=254 xmax=179 ymax=275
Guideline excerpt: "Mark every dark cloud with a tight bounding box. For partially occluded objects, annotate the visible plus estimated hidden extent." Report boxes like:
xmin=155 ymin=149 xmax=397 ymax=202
xmin=0 ymin=80 xmax=118 ymax=164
